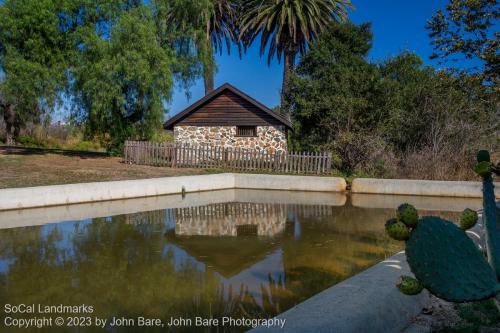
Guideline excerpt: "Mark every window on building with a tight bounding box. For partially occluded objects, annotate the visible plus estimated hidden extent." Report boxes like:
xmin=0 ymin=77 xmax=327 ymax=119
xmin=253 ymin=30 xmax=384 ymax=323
xmin=236 ymin=126 xmax=257 ymax=137
xmin=237 ymin=224 xmax=258 ymax=236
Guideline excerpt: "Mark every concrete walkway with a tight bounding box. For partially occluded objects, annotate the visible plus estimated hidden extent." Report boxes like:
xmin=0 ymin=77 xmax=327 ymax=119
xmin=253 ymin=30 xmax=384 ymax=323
xmin=251 ymin=252 xmax=429 ymax=333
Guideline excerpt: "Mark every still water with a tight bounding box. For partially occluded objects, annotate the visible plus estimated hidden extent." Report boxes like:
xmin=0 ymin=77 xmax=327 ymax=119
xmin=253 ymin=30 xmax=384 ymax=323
xmin=0 ymin=190 xmax=477 ymax=332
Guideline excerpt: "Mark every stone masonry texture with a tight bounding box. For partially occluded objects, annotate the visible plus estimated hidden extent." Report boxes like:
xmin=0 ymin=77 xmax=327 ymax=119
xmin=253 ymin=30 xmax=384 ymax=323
xmin=173 ymin=125 xmax=287 ymax=154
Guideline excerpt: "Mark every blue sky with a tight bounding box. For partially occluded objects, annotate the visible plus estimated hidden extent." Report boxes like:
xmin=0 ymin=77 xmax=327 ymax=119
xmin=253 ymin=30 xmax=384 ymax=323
xmin=168 ymin=0 xmax=454 ymax=116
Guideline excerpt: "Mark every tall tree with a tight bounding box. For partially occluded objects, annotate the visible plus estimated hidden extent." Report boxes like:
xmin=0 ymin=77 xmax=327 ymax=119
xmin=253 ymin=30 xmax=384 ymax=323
xmin=239 ymin=0 xmax=350 ymax=115
xmin=0 ymin=0 xmax=69 ymax=144
xmin=72 ymin=5 xmax=175 ymax=152
xmin=427 ymin=0 xmax=499 ymax=83
xmin=157 ymin=0 xmax=240 ymax=95
xmin=288 ymin=22 xmax=380 ymax=172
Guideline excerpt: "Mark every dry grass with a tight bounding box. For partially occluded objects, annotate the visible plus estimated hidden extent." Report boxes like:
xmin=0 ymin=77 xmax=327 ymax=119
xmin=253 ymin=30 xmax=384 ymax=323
xmin=0 ymin=146 xmax=218 ymax=189
xmin=392 ymin=148 xmax=479 ymax=181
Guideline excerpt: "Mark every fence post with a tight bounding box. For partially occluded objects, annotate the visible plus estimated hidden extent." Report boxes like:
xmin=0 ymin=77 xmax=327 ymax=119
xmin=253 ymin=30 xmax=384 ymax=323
xmin=123 ymin=140 xmax=128 ymax=164
xmin=172 ymin=144 xmax=178 ymax=168
xmin=135 ymin=141 xmax=138 ymax=164
xmin=223 ymin=148 xmax=227 ymax=168
xmin=273 ymin=152 xmax=279 ymax=172
xmin=326 ymin=152 xmax=332 ymax=173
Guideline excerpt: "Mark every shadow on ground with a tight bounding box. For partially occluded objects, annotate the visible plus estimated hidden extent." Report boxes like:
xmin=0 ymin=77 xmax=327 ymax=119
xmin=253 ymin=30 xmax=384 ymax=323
xmin=0 ymin=145 xmax=109 ymax=159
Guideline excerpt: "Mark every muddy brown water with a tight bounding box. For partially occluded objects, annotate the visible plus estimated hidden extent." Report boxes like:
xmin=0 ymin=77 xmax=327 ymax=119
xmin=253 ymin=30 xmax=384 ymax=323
xmin=0 ymin=190 xmax=479 ymax=332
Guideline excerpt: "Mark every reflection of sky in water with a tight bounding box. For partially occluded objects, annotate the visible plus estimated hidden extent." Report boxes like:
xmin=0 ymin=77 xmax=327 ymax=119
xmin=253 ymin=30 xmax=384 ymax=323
xmin=0 ymin=258 xmax=15 ymax=274
xmin=163 ymin=244 xmax=205 ymax=273
xmin=40 ymin=218 xmax=93 ymax=259
xmin=159 ymin=244 xmax=285 ymax=306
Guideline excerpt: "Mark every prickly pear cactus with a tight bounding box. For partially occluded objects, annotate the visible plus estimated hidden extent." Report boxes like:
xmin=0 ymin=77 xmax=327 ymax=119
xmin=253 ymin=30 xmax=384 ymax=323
xmin=405 ymin=216 xmax=500 ymax=302
xmin=385 ymin=218 xmax=410 ymax=241
xmin=397 ymin=203 xmax=418 ymax=227
xmin=459 ymin=208 xmax=478 ymax=230
xmin=475 ymin=161 xmax=492 ymax=177
xmin=477 ymin=150 xmax=491 ymax=163
xmin=384 ymin=150 xmax=500 ymax=305
xmin=476 ymin=151 xmax=500 ymax=281
xmin=397 ymin=276 xmax=423 ymax=295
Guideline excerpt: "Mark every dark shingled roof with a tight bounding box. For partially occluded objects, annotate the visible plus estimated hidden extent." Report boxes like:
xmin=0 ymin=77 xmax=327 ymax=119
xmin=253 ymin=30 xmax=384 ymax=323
xmin=163 ymin=83 xmax=292 ymax=130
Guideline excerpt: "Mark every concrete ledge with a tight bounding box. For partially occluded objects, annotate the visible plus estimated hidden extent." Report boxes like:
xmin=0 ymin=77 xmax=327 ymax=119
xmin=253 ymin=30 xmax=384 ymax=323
xmin=0 ymin=189 xmax=347 ymax=229
xmin=0 ymin=173 xmax=234 ymax=211
xmin=351 ymin=193 xmax=482 ymax=212
xmin=251 ymin=252 xmax=429 ymax=333
xmin=234 ymin=173 xmax=347 ymax=192
xmin=0 ymin=174 xmax=347 ymax=211
xmin=352 ymin=178 xmax=500 ymax=198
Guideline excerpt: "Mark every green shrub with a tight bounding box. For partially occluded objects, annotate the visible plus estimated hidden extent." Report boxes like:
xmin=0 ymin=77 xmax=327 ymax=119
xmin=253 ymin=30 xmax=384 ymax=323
xmin=17 ymin=135 xmax=43 ymax=147
xmin=71 ymin=141 xmax=102 ymax=151
xmin=151 ymin=131 xmax=174 ymax=143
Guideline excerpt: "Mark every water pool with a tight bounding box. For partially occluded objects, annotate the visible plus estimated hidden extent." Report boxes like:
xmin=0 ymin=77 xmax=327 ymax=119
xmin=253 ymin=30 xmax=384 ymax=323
xmin=0 ymin=190 xmax=480 ymax=332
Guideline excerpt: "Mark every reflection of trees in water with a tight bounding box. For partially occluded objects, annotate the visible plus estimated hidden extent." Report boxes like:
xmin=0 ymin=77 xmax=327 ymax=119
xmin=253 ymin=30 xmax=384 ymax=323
xmin=0 ymin=211 xmax=292 ymax=332
xmin=191 ymin=283 xmax=281 ymax=327
xmin=260 ymin=273 xmax=294 ymax=316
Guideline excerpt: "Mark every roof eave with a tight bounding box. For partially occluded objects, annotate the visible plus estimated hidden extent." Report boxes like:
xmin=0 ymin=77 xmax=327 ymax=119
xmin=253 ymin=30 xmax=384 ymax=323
xmin=162 ymin=83 xmax=293 ymax=130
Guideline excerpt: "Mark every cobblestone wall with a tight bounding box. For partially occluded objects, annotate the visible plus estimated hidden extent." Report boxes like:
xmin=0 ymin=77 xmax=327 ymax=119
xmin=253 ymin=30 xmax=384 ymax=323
xmin=173 ymin=125 xmax=287 ymax=154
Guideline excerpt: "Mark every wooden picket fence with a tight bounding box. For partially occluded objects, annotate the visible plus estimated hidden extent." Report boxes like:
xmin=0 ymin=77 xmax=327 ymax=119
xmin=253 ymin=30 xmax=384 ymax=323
xmin=123 ymin=140 xmax=332 ymax=174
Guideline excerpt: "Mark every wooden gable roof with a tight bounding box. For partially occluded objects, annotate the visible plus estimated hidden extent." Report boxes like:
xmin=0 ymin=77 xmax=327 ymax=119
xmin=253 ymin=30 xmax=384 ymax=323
xmin=163 ymin=83 xmax=292 ymax=130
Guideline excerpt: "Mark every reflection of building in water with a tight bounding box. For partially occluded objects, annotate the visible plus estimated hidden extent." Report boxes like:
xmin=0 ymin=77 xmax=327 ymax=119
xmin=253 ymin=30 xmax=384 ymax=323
xmin=124 ymin=209 xmax=176 ymax=230
xmin=287 ymin=204 xmax=336 ymax=218
xmin=166 ymin=202 xmax=341 ymax=308
xmin=173 ymin=203 xmax=287 ymax=237
xmin=124 ymin=210 xmax=167 ymax=225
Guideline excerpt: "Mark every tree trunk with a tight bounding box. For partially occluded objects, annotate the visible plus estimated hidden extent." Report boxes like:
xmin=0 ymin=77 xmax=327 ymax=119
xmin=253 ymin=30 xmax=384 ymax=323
xmin=280 ymin=50 xmax=296 ymax=119
xmin=203 ymin=65 xmax=214 ymax=95
xmin=1 ymin=100 xmax=18 ymax=145
xmin=203 ymin=41 xmax=215 ymax=95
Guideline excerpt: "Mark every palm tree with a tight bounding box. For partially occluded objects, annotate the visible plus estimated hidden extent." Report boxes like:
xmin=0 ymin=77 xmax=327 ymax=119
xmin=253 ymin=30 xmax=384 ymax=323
xmin=239 ymin=0 xmax=350 ymax=115
xmin=161 ymin=0 xmax=240 ymax=95
xmin=201 ymin=0 xmax=241 ymax=93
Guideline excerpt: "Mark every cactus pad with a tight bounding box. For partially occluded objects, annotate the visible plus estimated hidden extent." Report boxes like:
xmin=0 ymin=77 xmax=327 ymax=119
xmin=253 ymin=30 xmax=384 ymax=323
xmin=459 ymin=208 xmax=478 ymax=230
xmin=397 ymin=276 xmax=423 ymax=295
xmin=385 ymin=218 xmax=410 ymax=241
xmin=477 ymin=150 xmax=491 ymax=163
xmin=475 ymin=161 xmax=492 ymax=178
xmin=406 ymin=216 xmax=500 ymax=302
xmin=397 ymin=203 xmax=418 ymax=227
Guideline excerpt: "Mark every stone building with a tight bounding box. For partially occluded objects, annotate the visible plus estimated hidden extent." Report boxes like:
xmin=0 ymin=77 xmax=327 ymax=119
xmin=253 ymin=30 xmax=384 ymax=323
xmin=163 ymin=83 xmax=292 ymax=154
xmin=173 ymin=202 xmax=287 ymax=237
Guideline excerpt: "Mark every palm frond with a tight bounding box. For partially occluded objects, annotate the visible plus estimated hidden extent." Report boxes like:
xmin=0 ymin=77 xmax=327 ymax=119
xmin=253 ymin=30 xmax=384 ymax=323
xmin=239 ymin=0 xmax=351 ymax=63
